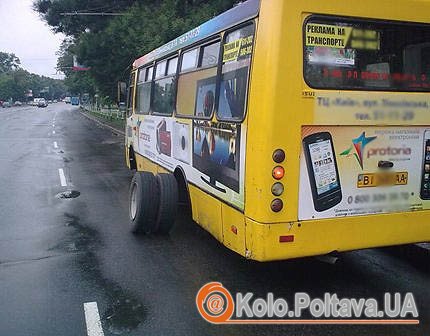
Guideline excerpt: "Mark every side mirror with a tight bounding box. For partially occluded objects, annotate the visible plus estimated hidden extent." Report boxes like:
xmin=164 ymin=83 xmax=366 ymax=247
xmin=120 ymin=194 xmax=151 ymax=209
xmin=117 ymin=82 xmax=127 ymax=104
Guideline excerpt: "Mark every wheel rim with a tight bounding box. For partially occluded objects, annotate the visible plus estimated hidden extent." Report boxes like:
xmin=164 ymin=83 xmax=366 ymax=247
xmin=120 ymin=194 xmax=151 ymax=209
xmin=130 ymin=182 xmax=138 ymax=220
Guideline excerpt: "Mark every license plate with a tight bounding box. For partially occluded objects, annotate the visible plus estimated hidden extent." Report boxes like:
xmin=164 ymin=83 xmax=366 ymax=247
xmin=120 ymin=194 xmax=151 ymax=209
xmin=357 ymin=172 xmax=408 ymax=188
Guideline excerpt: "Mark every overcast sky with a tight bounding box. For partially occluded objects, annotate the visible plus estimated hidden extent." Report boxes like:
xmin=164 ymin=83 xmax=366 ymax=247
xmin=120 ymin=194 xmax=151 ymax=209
xmin=0 ymin=0 xmax=65 ymax=79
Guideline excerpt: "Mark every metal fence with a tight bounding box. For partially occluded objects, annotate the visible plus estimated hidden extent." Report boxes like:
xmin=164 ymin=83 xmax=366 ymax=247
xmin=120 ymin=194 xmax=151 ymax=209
xmin=80 ymin=103 xmax=126 ymax=120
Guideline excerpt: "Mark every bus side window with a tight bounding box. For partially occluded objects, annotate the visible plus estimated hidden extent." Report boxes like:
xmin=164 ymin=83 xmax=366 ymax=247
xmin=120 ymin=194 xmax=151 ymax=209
xmin=217 ymin=23 xmax=255 ymax=121
xmin=126 ymin=71 xmax=136 ymax=117
xmin=136 ymin=66 xmax=152 ymax=115
xmin=152 ymin=58 xmax=177 ymax=115
xmin=176 ymin=42 xmax=220 ymax=118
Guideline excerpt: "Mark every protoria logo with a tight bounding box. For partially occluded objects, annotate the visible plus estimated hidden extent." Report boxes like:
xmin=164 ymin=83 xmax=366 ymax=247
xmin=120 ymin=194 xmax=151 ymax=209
xmin=196 ymin=282 xmax=420 ymax=325
xmin=367 ymin=146 xmax=412 ymax=158
xmin=341 ymin=132 xmax=377 ymax=169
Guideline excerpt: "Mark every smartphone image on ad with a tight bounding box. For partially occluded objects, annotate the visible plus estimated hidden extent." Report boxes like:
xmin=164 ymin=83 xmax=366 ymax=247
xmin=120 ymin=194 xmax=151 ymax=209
xmin=420 ymin=130 xmax=430 ymax=200
xmin=303 ymin=132 xmax=342 ymax=212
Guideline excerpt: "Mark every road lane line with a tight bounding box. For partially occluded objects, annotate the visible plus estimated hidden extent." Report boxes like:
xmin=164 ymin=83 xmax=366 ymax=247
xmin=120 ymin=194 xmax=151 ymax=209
xmin=53 ymin=141 xmax=58 ymax=149
xmin=52 ymin=130 xmax=55 ymax=134
xmin=58 ymin=168 xmax=67 ymax=187
xmin=84 ymin=302 xmax=105 ymax=336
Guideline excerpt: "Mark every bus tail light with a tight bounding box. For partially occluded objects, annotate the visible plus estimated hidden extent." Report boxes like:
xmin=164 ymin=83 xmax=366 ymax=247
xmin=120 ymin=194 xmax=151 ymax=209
xmin=272 ymin=149 xmax=285 ymax=163
xmin=271 ymin=182 xmax=284 ymax=196
xmin=272 ymin=166 xmax=284 ymax=180
xmin=271 ymin=198 xmax=283 ymax=212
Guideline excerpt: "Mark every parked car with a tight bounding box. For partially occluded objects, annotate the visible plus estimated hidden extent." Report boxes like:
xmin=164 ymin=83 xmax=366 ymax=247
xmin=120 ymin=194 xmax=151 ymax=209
xmin=2 ymin=101 xmax=11 ymax=108
xmin=37 ymin=98 xmax=48 ymax=108
xmin=14 ymin=101 xmax=22 ymax=106
xmin=53 ymin=99 xmax=58 ymax=103
xmin=64 ymin=96 xmax=71 ymax=104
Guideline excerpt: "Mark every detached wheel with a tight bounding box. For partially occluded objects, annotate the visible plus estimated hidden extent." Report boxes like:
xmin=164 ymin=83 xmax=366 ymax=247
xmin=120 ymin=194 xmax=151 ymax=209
xmin=129 ymin=172 xmax=159 ymax=234
xmin=155 ymin=173 xmax=178 ymax=234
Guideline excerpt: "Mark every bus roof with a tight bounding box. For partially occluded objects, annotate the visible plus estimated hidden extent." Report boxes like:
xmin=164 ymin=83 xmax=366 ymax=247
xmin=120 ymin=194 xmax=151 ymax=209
xmin=133 ymin=0 xmax=260 ymax=69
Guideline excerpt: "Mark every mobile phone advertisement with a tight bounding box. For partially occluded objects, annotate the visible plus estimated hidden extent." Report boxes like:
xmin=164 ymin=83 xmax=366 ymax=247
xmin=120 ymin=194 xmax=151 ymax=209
xmin=299 ymin=126 xmax=430 ymax=220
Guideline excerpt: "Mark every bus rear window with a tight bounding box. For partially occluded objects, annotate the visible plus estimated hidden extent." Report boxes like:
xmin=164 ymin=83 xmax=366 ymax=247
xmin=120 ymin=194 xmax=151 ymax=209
xmin=304 ymin=16 xmax=430 ymax=91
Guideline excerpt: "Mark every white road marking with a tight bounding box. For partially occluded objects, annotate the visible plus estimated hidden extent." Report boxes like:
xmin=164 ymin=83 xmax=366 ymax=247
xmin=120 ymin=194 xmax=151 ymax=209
xmin=53 ymin=141 xmax=58 ymax=149
xmin=52 ymin=130 xmax=56 ymax=134
xmin=84 ymin=302 xmax=105 ymax=336
xmin=58 ymin=168 xmax=67 ymax=187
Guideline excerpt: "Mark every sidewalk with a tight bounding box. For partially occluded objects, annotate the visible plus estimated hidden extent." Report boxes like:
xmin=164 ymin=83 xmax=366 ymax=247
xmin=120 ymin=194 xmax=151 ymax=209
xmin=79 ymin=107 xmax=125 ymax=136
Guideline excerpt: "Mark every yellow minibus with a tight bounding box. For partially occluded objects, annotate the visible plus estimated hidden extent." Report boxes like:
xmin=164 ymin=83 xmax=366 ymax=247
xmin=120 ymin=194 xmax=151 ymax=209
xmin=124 ymin=0 xmax=430 ymax=261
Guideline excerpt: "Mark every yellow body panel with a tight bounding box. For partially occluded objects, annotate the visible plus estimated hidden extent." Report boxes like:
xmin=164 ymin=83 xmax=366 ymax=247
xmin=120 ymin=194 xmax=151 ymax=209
xmin=126 ymin=0 xmax=430 ymax=261
xmin=246 ymin=211 xmax=430 ymax=261
xmin=189 ymin=185 xmax=223 ymax=242
xmin=222 ymin=203 xmax=246 ymax=256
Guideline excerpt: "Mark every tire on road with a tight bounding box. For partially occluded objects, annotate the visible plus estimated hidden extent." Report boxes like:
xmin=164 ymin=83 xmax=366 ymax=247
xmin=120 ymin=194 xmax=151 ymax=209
xmin=155 ymin=173 xmax=178 ymax=234
xmin=129 ymin=171 xmax=159 ymax=234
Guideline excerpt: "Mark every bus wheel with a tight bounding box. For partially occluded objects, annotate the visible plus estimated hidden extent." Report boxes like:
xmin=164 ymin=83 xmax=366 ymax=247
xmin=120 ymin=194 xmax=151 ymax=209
xmin=155 ymin=173 xmax=178 ymax=234
xmin=129 ymin=171 xmax=159 ymax=234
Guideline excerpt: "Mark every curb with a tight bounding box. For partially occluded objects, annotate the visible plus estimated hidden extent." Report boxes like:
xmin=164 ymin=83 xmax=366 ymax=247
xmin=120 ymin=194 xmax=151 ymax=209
xmin=79 ymin=109 xmax=125 ymax=136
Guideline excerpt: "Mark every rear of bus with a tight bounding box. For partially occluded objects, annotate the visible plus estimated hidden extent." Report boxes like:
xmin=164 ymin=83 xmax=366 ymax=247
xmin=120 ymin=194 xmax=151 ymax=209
xmin=244 ymin=0 xmax=430 ymax=261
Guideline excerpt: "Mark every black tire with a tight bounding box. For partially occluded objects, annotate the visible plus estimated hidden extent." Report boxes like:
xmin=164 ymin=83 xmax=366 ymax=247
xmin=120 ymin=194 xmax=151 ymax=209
xmin=155 ymin=173 xmax=178 ymax=234
xmin=128 ymin=171 xmax=159 ymax=234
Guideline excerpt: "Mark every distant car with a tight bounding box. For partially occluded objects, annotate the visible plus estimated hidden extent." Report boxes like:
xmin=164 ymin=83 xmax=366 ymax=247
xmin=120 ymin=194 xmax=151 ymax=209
xmin=14 ymin=101 xmax=22 ymax=106
xmin=37 ymin=98 xmax=48 ymax=108
xmin=2 ymin=101 xmax=11 ymax=108
xmin=53 ymin=99 xmax=58 ymax=103
xmin=64 ymin=96 xmax=71 ymax=104
xmin=71 ymin=97 xmax=80 ymax=105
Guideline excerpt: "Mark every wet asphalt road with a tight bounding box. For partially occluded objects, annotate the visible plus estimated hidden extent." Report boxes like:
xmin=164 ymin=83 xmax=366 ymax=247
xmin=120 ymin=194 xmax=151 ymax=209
xmin=0 ymin=104 xmax=429 ymax=336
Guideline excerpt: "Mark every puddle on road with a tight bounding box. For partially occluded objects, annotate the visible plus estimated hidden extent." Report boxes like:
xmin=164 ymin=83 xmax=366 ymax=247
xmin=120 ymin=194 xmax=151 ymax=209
xmin=56 ymin=190 xmax=81 ymax=199
xmin=103 ymin=289 xmax=146 ymax=335
xmin=51 ymin=213 xmax=147 ymax=334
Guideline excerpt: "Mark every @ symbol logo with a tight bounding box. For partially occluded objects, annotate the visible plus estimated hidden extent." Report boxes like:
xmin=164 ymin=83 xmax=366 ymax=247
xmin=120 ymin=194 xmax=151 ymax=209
xmin=196 ymin=282 xmax=234 ymax=323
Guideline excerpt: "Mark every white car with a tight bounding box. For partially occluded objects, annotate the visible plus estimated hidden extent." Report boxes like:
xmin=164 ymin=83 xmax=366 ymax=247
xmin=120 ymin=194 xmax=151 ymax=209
xmin=37 ymin=98 xmax=48 ymax=108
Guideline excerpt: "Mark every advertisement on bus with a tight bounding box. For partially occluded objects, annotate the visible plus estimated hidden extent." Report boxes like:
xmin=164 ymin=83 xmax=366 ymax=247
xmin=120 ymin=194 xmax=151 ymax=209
xmin=299 ymin=126 xmax=430 ymax=220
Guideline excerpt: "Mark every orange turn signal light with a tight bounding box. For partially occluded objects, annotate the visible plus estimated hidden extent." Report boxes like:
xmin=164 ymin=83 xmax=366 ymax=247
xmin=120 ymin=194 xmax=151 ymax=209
xmin=272 ymin=166 xmax=285 ymax=180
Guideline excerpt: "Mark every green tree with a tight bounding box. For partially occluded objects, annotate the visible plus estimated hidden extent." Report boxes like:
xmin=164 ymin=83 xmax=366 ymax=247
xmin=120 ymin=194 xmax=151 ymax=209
xmin=35 ymin=0 xmax=238 ymax=97
xmin=0 ymin=52 xmax=21 ymax=73
xmin=0 ymin=52 xmax=67 ymax=101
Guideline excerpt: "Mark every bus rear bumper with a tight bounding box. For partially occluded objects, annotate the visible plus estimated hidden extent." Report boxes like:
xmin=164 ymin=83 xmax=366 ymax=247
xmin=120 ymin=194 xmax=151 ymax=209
xmin=244 ymin=211 xmax=430 ymax=262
